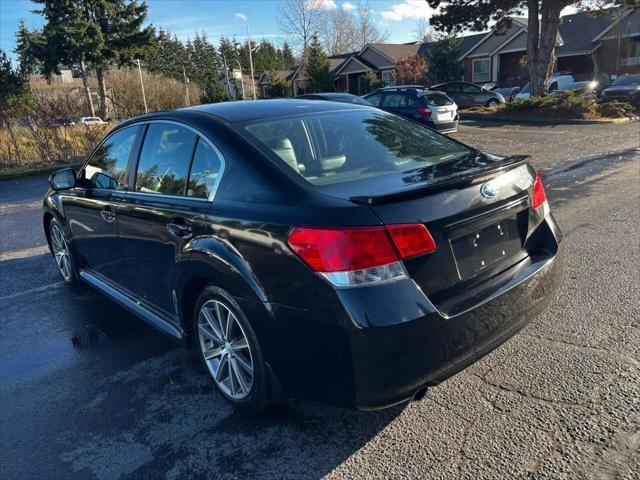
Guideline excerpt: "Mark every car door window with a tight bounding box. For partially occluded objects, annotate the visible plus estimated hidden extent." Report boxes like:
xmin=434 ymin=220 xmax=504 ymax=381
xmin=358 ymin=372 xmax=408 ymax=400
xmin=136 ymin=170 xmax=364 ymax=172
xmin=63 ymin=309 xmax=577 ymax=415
xmin=462 ymin=84 xmax=482 ymax=93
xmin=84 ymin=126 xmax=139 ymax=190
xmin=135 ymin=124 xmax=197 ymax=196
xmin=382 ymin=93 xmax=404 ymax=107
xmin=399 ymin=95 xmax=417 ymax=107
xmin=187 ymin=139 xmax=224 ymax=199
xmin=365 ymin=93 xmax=383 ymax=107
xmin=442 ymin=83 xmax=462 ymax=93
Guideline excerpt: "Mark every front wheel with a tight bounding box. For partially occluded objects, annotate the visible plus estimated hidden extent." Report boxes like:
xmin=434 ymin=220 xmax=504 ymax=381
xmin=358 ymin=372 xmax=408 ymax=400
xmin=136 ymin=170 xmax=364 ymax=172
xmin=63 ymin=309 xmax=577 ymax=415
xmin=486 ymin=99 xmax=499 ymax=107
xmin=49 ymin=219 xmax=79 ymax=286
xmin=193 ymin=286 xmax=271 ymax=411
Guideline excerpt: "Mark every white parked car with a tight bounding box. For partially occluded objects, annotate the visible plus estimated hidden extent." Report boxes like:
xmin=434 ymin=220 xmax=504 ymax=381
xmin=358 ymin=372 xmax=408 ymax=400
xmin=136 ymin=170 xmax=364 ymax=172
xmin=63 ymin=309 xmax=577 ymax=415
xmin=516 ymin=74 xmax=577 ymax=99
xmin=79 ymin=116 xmax=108 ymax=126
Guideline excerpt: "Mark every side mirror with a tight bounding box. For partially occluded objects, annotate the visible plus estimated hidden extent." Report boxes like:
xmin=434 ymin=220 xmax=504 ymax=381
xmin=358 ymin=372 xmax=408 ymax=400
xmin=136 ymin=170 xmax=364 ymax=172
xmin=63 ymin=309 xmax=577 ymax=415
xmin=49 ymin=168 xmax=76 ymax=190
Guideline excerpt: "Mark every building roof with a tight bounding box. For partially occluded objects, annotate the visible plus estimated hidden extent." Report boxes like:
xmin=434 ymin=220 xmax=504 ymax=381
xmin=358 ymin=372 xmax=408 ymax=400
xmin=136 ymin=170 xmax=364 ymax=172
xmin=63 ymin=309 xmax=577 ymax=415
xmin=257 ymin=70 xmax=295 ymax=84
xmin=367 ymin=43 xmax=422 ymax=62
xmin=557 ymin=11 xmax=614 ymax=55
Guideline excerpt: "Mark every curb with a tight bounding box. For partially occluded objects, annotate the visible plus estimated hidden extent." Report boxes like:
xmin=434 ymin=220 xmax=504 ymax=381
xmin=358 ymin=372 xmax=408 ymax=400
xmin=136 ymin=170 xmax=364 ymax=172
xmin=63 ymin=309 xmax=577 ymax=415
xmin=460 ymin=114 xmax=636 ymax=126
xmin=0 ymin=163 xmax=82 ymax=181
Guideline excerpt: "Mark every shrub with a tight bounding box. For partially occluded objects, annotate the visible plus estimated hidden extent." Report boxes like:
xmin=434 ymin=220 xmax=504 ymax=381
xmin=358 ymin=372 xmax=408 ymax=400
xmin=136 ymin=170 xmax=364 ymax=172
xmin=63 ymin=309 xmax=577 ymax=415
xmin=498 ymin=90 xmax=599 ymax=119
xmin=596 ymin=100 xmax=637 ymax=119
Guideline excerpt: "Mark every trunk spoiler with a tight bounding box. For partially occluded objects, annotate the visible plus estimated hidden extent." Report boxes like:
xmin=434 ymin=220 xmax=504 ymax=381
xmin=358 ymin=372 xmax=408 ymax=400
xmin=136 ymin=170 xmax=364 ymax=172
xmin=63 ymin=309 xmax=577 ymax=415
xmin=350 ymin=155 xmax=530 ymax=206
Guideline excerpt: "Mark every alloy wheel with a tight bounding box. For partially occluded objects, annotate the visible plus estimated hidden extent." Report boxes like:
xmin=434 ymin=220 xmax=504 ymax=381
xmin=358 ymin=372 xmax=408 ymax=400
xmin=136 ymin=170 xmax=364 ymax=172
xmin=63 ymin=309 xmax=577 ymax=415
xmin=51 ymin=223 xmax=72 ymax=281
xmin=198 ymin=299 xmax=254 ymax=399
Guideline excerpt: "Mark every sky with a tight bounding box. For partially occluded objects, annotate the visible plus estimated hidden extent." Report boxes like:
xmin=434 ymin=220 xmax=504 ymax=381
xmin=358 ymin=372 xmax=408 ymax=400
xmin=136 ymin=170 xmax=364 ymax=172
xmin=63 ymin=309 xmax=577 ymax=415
xmin=0 ymin=0 xmax=580 ymax=63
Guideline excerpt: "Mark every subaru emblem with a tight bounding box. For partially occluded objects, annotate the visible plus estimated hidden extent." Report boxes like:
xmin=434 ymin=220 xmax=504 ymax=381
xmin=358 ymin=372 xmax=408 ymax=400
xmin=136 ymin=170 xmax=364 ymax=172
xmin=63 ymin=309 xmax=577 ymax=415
xmin=481 ymin=182 xmax=498 ymax=198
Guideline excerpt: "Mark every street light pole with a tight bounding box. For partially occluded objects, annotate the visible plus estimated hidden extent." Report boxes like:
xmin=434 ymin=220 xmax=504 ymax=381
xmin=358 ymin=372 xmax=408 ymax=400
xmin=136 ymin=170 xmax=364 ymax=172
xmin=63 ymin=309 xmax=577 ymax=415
xmin=246 ymin=25 xmax=257 ymax=100
xmin=135 ymin=59 xmax=148 ymax=114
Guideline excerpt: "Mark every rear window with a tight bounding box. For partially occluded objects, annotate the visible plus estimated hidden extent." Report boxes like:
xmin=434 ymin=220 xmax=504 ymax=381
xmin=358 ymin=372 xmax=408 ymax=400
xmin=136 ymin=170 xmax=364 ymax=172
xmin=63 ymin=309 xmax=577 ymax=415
xmin=240 ymin=110 xmax=472 ymax=186
xmin=421 ymin=93 xmax=453 ymax=106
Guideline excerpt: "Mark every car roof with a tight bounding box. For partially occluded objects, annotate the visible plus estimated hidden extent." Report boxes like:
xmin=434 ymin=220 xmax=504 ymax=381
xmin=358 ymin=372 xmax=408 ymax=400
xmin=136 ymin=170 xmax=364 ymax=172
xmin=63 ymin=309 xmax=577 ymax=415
xmin=182 ymin=99 xmax=369 ymax=123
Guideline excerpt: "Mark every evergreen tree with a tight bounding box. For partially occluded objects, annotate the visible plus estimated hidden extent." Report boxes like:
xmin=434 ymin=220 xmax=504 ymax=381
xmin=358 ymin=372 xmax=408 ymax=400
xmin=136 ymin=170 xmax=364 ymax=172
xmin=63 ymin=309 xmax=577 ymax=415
xmin=425 ymin=36 xmax=463 ymax=84
xmin=305 ymin=36 xmax=333 ymax=93
xmin=26 ymin=0 xmax=153 ymax=118
xmin=280 ymin=42 xmax=296 ymax=69
xmin=0 ymin=49 xmax=36 ymax=120
xmin=145 ymin=29 xmax=183 ymax=80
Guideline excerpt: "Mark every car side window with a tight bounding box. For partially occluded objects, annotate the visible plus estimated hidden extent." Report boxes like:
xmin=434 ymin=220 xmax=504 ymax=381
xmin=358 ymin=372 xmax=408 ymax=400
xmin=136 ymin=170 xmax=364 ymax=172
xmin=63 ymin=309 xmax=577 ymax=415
xmin=382 ymin=93 xmax=404 ymax=107
xmin=84 ymin=126 xmax=139 ymax=190
xmin=365 ymin=93 xmax=383 ymax=107
xmin=445 ymin=83 xmax=462 ymax=93
xmin=462 ymin=84 xmax=482 ymax=93
xmin=400 ymin=95 xmax=417 ymax=107
xmin=135 ymin=124 xmax=197 ymax=196
xmin=187 ymin=139 xmax=223 ymax=199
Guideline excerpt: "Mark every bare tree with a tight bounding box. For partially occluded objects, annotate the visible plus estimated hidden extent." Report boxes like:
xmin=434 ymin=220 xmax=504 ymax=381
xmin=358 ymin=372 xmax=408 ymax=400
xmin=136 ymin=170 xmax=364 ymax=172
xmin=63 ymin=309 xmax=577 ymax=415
xmin=276 ymin=0 xmax=328 ymax=62
xmin=323 ymin=8 xmax=358 ymax=55
xmin=355 ymin=0 xmax=388 ymax=49
xmin=413 ymin=17 xmax=433 ymax=43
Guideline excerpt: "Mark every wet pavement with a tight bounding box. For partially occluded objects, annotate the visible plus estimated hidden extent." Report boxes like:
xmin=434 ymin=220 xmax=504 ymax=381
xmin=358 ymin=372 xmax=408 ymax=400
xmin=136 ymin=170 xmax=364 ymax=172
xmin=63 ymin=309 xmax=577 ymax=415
xmin=1 ymin=122 xmax=639 ymax=479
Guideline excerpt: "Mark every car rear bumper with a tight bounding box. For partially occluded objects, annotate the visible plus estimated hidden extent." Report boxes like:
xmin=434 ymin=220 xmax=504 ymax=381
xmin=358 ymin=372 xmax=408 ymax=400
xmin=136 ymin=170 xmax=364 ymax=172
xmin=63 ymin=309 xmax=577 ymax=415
xmin=351 ymin=238 xmax=564 ymax=409
xmin=250 ymin=216 xmax=563 ymax=409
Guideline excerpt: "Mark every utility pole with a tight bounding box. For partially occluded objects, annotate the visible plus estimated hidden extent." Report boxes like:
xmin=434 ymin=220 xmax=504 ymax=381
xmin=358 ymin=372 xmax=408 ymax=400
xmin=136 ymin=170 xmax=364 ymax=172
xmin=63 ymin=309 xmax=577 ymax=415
xmin=246 ymin=25 xmax=257 ymax=100
xmin=222 ymin=54 xmax=233 ymax=100
xmin=135 ymin=59 xmax=148 ymax=114
xmin=183 ymin=66 xmax=190 ymax=106
xmin=235 ymin=59 xmax=246 ymax=100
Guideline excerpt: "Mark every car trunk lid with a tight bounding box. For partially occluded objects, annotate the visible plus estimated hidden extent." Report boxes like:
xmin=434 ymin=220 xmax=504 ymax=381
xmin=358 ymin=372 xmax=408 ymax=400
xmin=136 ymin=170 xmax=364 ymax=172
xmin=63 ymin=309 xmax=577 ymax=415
xmin=337 ymin=158 xmax=540 ymax=315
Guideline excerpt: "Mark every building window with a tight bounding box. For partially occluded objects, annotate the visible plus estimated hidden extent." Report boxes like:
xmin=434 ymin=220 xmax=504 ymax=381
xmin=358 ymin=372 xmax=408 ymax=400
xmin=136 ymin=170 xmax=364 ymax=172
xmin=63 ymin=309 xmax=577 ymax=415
xmin=622 ymin=42 xmax=640 ymax=66
xmin=382 ymin=70 xmax=396 ymax=86
xmin=472 ymin=58 xmax=491 ymax=83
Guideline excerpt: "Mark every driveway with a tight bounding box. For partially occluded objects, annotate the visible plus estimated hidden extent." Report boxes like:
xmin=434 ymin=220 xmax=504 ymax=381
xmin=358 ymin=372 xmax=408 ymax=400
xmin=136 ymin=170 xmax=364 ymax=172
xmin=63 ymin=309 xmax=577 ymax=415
xmin=1 ymin=124 xmax=639 ymax=479
xmin=453 ymin=119 xmax=639 ymax=171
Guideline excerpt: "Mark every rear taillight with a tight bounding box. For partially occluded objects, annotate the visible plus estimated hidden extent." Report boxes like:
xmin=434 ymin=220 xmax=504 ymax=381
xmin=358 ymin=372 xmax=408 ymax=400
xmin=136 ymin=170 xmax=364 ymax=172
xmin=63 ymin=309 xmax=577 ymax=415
xmin=417 ymin=106 xmax=432 ymax=116
xmin=532 ymin=171 xmax=547 ymax=209
xmin=287 ymin=224 xmax=435 ymax=288
xmin=386 ymin=224 xmax=436 ymax=259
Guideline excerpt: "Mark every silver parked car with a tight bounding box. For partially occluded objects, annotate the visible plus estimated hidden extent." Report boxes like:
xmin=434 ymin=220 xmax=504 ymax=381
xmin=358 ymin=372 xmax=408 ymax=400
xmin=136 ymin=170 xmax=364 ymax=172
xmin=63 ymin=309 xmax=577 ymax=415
xmin=429 ymin=82 xmax=505 ymax=108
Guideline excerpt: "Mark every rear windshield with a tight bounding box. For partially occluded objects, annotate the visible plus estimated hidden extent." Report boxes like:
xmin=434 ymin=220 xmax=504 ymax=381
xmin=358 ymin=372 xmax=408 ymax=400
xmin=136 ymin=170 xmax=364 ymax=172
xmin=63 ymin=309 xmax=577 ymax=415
xmin=420 ymin=92 xmax=453 ymax=106
xmin=240 ymin=110 xmax=472 ymax=186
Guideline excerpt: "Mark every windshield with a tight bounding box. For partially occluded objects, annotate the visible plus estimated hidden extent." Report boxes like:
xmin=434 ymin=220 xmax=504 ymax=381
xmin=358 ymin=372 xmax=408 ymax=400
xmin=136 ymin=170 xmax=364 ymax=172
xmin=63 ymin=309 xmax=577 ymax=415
xmin=612 ymin=75 xmax=640 ymax=87
xmin=421 ymin=92 xmax=453 ymax=106
xmin=239 ymin=110 xmax=473 ymax=186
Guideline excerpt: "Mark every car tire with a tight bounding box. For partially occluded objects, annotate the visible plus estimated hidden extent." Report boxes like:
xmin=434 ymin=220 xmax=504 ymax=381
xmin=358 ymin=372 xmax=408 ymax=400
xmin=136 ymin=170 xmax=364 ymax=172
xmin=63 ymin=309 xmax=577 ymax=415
xmin=486 ymin=99 xmax=499 ymax=107
xmin=193 ymin=286 xmax=271 ymax=411
xmin=49 ymin=218 xmax=79 ymax=286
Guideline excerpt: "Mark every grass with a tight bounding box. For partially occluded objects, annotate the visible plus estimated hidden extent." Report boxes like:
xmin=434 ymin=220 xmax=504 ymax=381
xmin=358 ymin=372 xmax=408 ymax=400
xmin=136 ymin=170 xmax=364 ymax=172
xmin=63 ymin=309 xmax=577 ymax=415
xmin=0 ymin=123 xmax=111 ymax=173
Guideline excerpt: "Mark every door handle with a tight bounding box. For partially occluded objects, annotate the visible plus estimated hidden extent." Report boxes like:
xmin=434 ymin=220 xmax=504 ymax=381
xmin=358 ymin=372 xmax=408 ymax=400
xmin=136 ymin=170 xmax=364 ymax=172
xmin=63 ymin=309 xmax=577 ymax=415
xmin=167 ymin=219 xmax=193 ymax=238
xmin=100 ymin=206 xmax=116 ymax=223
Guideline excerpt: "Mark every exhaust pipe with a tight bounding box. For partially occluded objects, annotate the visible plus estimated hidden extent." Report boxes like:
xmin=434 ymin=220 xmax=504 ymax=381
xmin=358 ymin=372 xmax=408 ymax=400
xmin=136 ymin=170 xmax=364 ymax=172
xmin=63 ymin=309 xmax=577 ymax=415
xmin=413 ymin=387 xmax=428 ymax=402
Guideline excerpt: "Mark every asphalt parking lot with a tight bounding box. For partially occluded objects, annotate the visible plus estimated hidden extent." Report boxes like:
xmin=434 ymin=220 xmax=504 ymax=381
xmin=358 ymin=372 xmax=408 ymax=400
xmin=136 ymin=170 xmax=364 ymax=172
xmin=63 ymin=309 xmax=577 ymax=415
xmin=1 ymin=121 xmax=639 ymax=479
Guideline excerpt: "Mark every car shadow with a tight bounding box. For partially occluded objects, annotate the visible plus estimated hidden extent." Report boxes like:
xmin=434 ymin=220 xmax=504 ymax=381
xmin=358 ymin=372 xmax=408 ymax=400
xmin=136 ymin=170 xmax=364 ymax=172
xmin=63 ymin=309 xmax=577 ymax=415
xmin=1 ymin=252 xmax=405 ymax=480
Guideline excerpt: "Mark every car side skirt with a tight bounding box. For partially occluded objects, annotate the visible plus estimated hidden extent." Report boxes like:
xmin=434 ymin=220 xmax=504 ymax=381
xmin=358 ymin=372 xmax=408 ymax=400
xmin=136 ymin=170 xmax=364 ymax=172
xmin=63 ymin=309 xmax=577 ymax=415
xmin=79 ymin=270 xmax=185 ymax=339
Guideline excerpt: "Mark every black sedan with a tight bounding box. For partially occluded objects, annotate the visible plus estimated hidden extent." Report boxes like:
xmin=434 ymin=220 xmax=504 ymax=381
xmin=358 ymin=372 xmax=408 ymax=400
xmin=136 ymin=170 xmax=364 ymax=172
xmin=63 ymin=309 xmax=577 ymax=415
xmin=600 ymin=74 xmax=640 ymax=106
xmin=44 ymin=100 xmax=564 ymax=411
xmin=297 ymin=92 xmax=372 ymax=105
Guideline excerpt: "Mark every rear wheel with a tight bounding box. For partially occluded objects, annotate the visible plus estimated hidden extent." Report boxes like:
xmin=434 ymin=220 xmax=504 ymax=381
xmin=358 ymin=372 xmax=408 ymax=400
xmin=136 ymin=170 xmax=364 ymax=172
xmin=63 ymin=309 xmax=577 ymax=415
xmin=49 ymin=219 xmax=79 ymax=286
xmin=486 ymin=98 xmax=499 ymax=107
xmin=193 ymin=286 xmax=270 ymax=411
